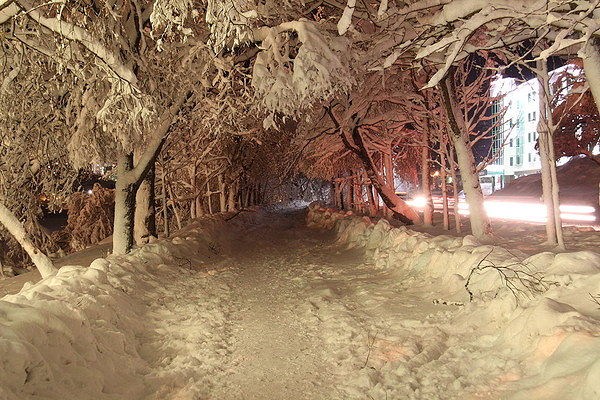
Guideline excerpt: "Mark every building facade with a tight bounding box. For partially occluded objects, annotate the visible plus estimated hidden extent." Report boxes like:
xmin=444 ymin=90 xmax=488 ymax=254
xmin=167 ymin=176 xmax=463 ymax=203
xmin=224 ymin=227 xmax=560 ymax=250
xmin=481 ymin=64 xmax=590 ymax=194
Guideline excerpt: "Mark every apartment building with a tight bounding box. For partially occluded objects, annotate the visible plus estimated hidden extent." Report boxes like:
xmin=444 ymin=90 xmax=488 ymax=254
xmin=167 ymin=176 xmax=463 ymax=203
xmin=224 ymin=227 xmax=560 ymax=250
xmin=481 ymin=64 xmax=585 ymax=194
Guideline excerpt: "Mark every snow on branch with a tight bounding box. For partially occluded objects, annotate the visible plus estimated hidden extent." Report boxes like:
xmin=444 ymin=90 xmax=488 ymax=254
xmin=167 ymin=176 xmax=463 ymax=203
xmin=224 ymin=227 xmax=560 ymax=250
xmin=386 ymin=0 xmax=600 ymax=88
xmin=96 ymin=81 xmax=157 ymax=153
xmin=251 ymin=20 xmax=353 ymax=127
xmin=14 ymin=0 xmax=137 ymax=85
xmin=150 ymin=0 xmax=197 ymax=41
xmin=68 ymin=81 xmax=156 ymax=168
xmin=337 ymin=0 xmax=356 ymax=35
xmin=206 ymin=0 xmax=258 ymax=53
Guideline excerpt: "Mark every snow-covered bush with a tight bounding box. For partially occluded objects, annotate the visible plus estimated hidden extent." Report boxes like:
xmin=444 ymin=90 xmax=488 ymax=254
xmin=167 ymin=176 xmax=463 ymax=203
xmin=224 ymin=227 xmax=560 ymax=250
xmin=65 ymin=184 xmax=115 ymax=251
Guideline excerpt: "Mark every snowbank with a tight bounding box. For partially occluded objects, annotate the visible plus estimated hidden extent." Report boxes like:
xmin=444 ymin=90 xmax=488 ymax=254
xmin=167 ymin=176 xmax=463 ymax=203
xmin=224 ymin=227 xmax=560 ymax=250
xmin=0 ymin=212 xmax=258 ymax=400
xmin=307 ymin=203 xmax=600 ymax=399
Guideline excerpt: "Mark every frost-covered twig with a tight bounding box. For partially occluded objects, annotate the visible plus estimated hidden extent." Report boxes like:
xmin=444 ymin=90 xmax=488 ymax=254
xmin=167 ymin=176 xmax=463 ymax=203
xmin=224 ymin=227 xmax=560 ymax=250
xmin=590 ymin=293 xmax=600 ymax=308
xmin=361 ymin=330 xmax=377 ymax=369
xmin=465 ymin=248 xmax=550 ymax=303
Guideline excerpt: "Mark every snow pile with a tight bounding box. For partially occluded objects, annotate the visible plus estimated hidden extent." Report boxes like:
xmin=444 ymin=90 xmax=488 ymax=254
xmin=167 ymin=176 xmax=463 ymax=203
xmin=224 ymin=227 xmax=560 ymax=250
xmin=0 ymin=212 xmax=254 ymax=400
xmin=307 ymin=203 xmax=600 ymax=399
xmin=493 ymin=155 xmax=600 ymax=206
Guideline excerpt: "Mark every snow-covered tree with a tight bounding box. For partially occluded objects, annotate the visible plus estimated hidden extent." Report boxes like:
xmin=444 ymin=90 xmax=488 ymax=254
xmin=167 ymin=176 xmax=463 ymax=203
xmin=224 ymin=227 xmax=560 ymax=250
xmin=1 ymin=0 xmax=213 ymax=254
xmin=0 ymin=48 xmax=75 ymax=277
xmin=551 ymin=62 xmax=600 ymax=162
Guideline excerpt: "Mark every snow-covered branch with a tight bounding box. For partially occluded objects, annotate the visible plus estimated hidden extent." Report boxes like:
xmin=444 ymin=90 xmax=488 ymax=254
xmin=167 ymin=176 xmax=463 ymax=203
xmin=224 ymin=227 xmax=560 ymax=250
xmin=15 ymin=0 xmax=137 ymax=85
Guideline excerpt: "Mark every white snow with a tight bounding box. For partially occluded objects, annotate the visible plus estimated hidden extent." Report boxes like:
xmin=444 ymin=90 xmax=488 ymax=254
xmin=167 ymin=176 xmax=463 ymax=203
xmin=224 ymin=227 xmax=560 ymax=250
xmin=308 ymin=203 xmax=600 ymax=399
xmin=1 ymin=205 xmax=600 ymax=399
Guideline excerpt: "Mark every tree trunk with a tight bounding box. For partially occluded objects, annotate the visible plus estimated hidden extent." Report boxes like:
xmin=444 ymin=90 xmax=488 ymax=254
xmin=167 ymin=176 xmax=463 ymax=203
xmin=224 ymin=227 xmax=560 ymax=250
xmin=351 ymin=128 xmax=421 ymax=224
xmin=161 ymin=163 xmax=170 ymax=238
xmin=583 ymin=38 xmax=600 ymax=115
xmin=440 ymin=149 xmax=450 ymax=230
xmin=218 ymin=174 xmax=226 ymax=213
xmin=134 ymin=162 xmax=157 ymax=245
xmin=355 ymin=178 xmax=364 ymax=213
xmin=366 ymin=178 xmax=376 ymax=215
xmin=189 ymin=165 xmax=196 ymax=220
xmin=421 ymin=134 xmax=433 ymax=226
xmin=0 ymin=203 xmax=57 ymax=278
xmin=167 ymin=181 xmax=182 ymax=230
xmin=537 ymin=59 xmax=565 ymax=248
xmin=113 ymin=153 xmax=138 ymax=255
xmin=440 ymin=74 xmax=491 ymax=239
xmin=372 ymin=185 xmax=379 ymax=214
xmin=451 ymin=166 xmax=461 ymax=233
xmin=227 ymin=181 xmax=237 ymax=211
xmin=383 ymin=151 xmax=395 ymax=218
xmin=112 ymin=91 xmax=188 ymax=254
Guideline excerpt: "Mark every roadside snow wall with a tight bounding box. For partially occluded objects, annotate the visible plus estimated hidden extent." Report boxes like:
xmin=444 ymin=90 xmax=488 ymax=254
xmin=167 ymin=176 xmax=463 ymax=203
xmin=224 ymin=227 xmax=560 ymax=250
xmin=0 ymin=211 xmax=261 ymax=400
xmin=307 ymin=203 xmax=600 ymax=400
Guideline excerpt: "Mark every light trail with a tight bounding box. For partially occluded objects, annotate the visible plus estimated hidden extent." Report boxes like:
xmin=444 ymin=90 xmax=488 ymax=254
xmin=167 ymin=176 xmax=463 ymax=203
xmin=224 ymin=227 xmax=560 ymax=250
xmin=406 ymin=196 xmax=597 ymax=223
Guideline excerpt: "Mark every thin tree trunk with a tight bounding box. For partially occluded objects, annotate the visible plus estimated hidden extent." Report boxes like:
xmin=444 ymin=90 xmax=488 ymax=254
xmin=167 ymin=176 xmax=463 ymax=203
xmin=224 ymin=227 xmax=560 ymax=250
xmin=195 ymin=194 xmax=203 ymax=217
xmin=189 ymin=165 xmax=196 ymax=220
xmin=167 ymin=181 xmax=182 ymax=230
xmin=446 ymin=150 xmax=462 ymax=233
xmin=218 ymin=174 xmax=226 ymax=213
xmin=440 ymin=74 xmax=491 ymax=239
xmin=341 ymin=179 xmax=349 ymax=210
xmin=243 ymin=185 xmax=251 ymax=209
xmin=366 ymin=180 xmax=376 ymax=215
xmin=0 ymin=203 xmax=56 ymax=278
xmin=441 ymin=149 xmax=450 ymax=230
xmin=537 ymin=59 xmax=564 ymax=248
xmin=450 ymin=162 xmax=461 ymax=234
xmin=421 ymin=134 xmax=433 ymax=226
xmin=161 ymin=163 xmax=169 ymax=238
xmin=207 ymin=181 xmax=214 ymax=214
xmin=372 ymin=185 xmax=379 ymax=214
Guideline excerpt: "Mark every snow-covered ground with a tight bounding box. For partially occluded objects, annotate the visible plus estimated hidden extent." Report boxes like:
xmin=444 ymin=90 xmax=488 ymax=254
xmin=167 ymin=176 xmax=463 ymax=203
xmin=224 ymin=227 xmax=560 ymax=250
xmin=1 ymin=205 xmax=600 ymax=399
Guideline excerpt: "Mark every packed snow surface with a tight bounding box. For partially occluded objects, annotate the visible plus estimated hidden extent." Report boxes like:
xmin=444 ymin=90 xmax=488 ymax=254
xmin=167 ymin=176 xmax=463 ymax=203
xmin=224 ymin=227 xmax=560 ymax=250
xmin=1 ymin=204 xmax=600 ymax=399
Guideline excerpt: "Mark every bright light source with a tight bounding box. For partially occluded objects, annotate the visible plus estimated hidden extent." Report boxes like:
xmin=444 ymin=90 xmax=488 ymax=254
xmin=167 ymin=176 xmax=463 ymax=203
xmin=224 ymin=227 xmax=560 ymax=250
xmin=412 ymin=195 xmax=596 ymax=223
xmin=407 ymin=196 xmax=427 ymax=208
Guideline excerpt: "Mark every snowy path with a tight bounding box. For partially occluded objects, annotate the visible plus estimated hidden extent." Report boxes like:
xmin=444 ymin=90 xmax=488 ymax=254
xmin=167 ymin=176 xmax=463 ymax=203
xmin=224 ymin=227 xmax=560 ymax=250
xmin=5 ymin=208 xmax=598 ymax=399
xmin=134 ymin=210 xmax=467 ymax=399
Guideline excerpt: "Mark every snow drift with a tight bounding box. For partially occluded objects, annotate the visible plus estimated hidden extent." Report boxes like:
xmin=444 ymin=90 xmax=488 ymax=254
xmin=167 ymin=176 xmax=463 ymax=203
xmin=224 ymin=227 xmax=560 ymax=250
xmin=307 ymin=203 xmax=600 ymax=399
xmin=0 ymin=212 xmax=259 ymax=400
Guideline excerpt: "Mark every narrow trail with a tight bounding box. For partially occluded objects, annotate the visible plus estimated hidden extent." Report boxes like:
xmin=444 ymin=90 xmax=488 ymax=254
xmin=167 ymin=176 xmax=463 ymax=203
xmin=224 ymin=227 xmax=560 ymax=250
xmin=138 ymin=209 xmax=457 ymax=399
